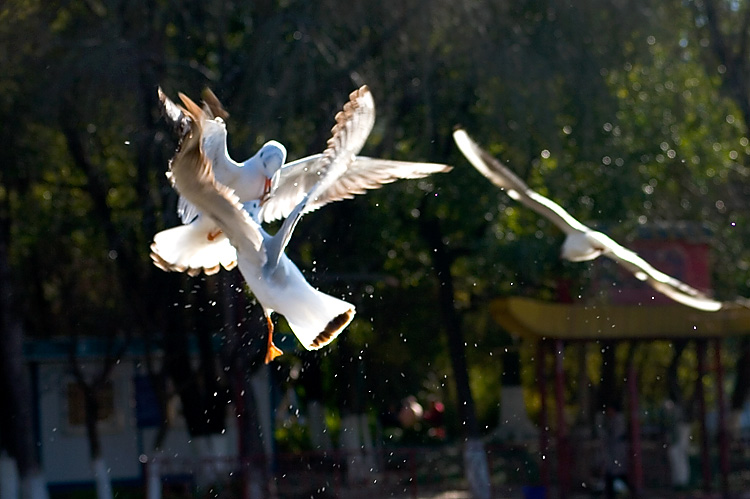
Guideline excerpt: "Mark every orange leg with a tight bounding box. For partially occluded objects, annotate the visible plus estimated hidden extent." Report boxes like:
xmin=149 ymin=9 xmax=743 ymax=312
xmin=264 ymin=315 xmax=284 ymax=364
xmin=207 ymin=229 xmax=223 ymax=241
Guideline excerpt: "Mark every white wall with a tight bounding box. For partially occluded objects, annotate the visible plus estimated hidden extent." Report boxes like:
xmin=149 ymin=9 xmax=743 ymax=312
xmin=34 ymin=358 xmax=268 ymax=486
xmin=37 ymin=360 xmax=142 ymax=483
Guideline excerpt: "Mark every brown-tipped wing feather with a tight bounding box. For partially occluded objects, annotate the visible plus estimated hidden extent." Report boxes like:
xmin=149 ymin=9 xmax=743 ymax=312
xmin=201 ymin=87 xmax=229 ymax=120
xmin=258 ymin=87 xmax=451 ymax=223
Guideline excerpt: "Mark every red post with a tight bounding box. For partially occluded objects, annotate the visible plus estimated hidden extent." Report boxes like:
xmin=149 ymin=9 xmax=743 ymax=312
xmin=696 ymin=340 xmax=712 ymax=493
xmin=554 ymin=339 xmax=570 ymax=498
xmin=537 ymin=340 xmax=550 ymax=489
xmin=714 ymin=339 xmax=730 ymax=497
xmin=627 ymin=361 xmax=644 ymax=497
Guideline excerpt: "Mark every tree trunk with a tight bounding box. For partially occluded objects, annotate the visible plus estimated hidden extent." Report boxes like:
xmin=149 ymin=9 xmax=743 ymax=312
xmin=730 ymin=336 xmax=750 ymax=411
xmin=79 ymin=384 xmax=112 ymax=499
xmin=420 ymin=215 xmax=490 ymax=499
xmin=68 ymin=334 xmax=127 ymax=499
xmin=699 ymin=0 xmax=750 ymax=136
xmin=664 ymin=341 xmax=690 ymax=486
xmin=145 ymin=459 xmax=161 ymax=499
xmin=21 ymin=474 xmax=48 ymax=499
xmin=696 ymin=0 xmax=750 ymax=415
xmin=597 ymin=341 xmax=619 ymax=411
xmin=335 ymin=337 xmax=376 ymax=484
xmin=0 ymin=451 xmax=19 ymax=499
xmin=163 ymin=277 xmax=229 ymax=440
xmin=300 ymin=352 xmax=332 ymax=451
xmin=222 ymin=271 xmax=270 ymax=499
xmin=91 ymin=457 xmax=113 ymax=499
xmin=245 ymin=367 xmax=272 ymax=499
xmin=498 ymin=349 xmax=538 ymax=441
xmin=0 ymin=202 xmax=48 ymax=499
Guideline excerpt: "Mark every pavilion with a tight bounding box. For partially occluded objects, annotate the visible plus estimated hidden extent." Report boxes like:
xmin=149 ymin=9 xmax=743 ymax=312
xmin=490 ymin=297 xmax=750 ymax=497
xmin=488 ymin=222 xmax=750 ymax=497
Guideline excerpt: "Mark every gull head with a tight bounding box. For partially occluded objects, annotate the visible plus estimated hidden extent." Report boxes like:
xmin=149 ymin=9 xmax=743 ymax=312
xmin=257 ymin=140 xmax=287 ymax=199
xmin=258 ymin=140 xmax=287 ymax=174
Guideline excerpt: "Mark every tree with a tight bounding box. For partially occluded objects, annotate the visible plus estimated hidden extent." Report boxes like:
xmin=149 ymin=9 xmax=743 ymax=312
xmin=689 ymin=0 xmax=750 ymax=413
xmin=0 ymin=198 xmax=48 ymax=498
xmin=420 ymin=211 xmax=491 ymax=499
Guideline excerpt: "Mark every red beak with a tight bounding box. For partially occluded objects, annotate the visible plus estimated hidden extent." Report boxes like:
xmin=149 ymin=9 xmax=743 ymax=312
xmin=261 ymin=177 xmax=273 ymax=204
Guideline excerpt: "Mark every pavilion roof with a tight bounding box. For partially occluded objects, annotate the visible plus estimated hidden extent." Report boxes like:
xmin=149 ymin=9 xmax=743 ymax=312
xmin=489 ymin=297 xmax=750 ymax=340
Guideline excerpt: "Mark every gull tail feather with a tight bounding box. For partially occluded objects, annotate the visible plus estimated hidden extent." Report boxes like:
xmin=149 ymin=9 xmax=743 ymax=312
xmin=151 ymin=224 xmax=237 ymax=276
xmin=283 ymin=289 xmax=356 ymax=350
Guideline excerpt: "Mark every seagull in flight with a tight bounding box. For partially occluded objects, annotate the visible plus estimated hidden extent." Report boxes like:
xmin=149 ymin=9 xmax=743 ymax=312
xmin=152 ymin=89 xmax=287 ymax=275
xmin=156 ymin=87 xmax=388 ymax=362
xmin=151 ymin=88 xmax=452 ymax=275
xmin=453 ymin=128 xmax=724 ymax=312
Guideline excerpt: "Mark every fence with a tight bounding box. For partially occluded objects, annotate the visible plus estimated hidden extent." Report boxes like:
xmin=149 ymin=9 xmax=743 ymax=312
xmin=143 ymin=437 xmax=750 ymax=498
xmin=143 ymin=443 xmax=544 ymax=498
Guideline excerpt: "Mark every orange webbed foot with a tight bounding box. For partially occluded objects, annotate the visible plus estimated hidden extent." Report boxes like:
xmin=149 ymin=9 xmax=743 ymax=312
xmin=263 ymin=314 xmax=282 ymax=363
xmin=264 ymin=342 xmax=284 ymax=364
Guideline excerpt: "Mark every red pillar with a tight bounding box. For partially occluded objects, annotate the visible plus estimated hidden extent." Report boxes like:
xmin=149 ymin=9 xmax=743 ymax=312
xmin=537 ymin=340 xmax=550 ymax=489
xmin=554 ymin=339 xmax=570 ymax=498
xmin=696 ymin=340 xmax=712 ymax=493
xmin=714 ymin=339 xmax=730 ymax=497
xmin=627 ymin=361 xmax=644 ymax=497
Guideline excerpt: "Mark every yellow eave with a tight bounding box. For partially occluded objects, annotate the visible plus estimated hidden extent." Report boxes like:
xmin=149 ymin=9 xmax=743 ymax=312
xmin=489 ymin=297 xmax=750 ymax=340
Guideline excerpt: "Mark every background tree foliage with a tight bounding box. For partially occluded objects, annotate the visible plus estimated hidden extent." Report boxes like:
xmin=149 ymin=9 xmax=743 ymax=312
xmin=2 ymin=0 xmax=750 ymax=469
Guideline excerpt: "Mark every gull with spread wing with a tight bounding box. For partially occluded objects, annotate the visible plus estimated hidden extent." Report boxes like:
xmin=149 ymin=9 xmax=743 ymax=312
xmin=453 ymin=128 xmax=724 ymax=312
xmin=157 ymin=88 xmax=385 ymax=362
xmin=152 ymin=89 xmax=287 ymax=275
xmin=151 ymin=88 xmax=452 ymax=275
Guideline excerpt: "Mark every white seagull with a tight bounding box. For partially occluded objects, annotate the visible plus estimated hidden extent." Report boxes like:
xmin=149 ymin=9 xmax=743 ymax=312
xmin=151 ymin=88 xmax=452 ymax=275
xmin=150 ymin=139 xmax=286 ymax=276
xmin=152 ymin=89 xmax=287 ymax=275
xmin=453 ymin=128 xmax=724 ymax=312
xmin=157 ymin=87 xmax=387 ymax=362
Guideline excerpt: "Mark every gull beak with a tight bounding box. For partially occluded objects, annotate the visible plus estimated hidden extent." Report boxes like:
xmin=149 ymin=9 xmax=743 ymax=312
xmin=260 ymin=177 xmax=273 ymax=204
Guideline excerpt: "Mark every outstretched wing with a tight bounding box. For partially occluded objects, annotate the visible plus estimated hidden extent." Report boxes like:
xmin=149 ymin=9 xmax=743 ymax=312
xmin=599 ymin=234 xmax=724 ymax=311
xmin=201 ymin=87 xmax=230 ymax=120
xmin=258 ymin=155 xmax=453 ymax=223
xmin=259 ymin=88 xmax=451 ymax=224
xmin=453 ymin=128 xmax=588 ymax=235
xmin=264 ymin=85 xmax=376 ymax=266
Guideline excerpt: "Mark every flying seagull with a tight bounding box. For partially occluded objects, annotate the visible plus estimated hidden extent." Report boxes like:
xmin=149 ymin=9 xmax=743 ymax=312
xmin=153 ymin=89 xmax=287 ymax=275
xmin=152 ymin=88 xmax=453 ymax=275
xmin=150 ymin=137 xmax=286 ymax=276
xmin=156 ymin=88 xmax=384 ymax=362
xmin=453 ymin=128 xmax=724 ymax=312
